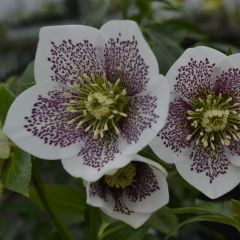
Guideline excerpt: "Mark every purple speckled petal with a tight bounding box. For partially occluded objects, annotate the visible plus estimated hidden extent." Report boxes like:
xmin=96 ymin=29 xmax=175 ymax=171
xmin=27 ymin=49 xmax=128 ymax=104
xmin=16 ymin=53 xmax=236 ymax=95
xmin=123 ymin=162 xmax=168 ymax=213
xmin=78 ymin=132 xmax=119 ymax=170
xmin=35 ymin=25 xmax=104 ymax=85
xmin=101 ymin=20 xmax=159 ymax=95
xmin=176 ymin=146 xmax=240 ymax=199
xmin=190 ymin=145 xmax=230 ymax=183
xmin=150 ymin=98 xmax=191 ymax=164
xmin=166 ymin=46 xmax=225 ymax=101
xmin=3 ymin=81 xmax=83 ymax=160
xmin=101 ymin=207 xmax=152 ymax=229
xmin=120 ymin=95 xmax=159 ymax=143
xmin=214 ymin=54 xmax=240 ymax=108
xmin=88 ymin=181 xmax=108 ymax=205
xmin=87 ymin=181 xmax=138 ymax=224
xmin=227 ymin=141 xmax=240 ymax=167
xmin=61 ymin=151 xmax=132 ymax=182
xmin=88 ymin=180 xmax=134 ymax=216
xmin=103 ymin=34 xmax=149 ymax=95
xmin=119 ymin=74 xmax=170 ymax=156
xmin=24 ymin=89 xmax=85 ymax=148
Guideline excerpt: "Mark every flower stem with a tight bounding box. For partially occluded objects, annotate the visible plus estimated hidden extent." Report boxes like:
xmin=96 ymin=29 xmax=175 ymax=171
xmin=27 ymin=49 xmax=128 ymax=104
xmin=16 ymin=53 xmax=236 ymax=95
xmin=32 ymin=164 xmax=73 ymax=240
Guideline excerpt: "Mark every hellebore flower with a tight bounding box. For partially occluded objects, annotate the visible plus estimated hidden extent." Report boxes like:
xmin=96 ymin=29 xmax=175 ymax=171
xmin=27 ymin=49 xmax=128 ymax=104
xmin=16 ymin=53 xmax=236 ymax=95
xmin=3 ymin=20 xmax=170 ymax=181
xmin=86 ymin=155 xmax=169 ymax=228
xmin=150 ymin=46 xmax=240 ymax=199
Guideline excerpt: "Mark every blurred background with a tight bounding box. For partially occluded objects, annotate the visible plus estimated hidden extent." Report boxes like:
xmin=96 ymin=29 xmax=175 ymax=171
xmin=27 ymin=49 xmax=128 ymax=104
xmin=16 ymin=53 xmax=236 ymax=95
xmin=0 ymin=0 xmax=240 ymax=239
xmin=1 ymin=0 xmax=240 ymax=81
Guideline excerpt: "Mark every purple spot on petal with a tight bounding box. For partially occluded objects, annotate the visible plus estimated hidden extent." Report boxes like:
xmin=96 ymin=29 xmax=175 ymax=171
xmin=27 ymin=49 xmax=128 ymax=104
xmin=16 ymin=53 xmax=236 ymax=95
xmin=125 ymin=163 xmax=159 ymax=202
xmin=104 ymin=35 xmax=149 ymax=95
xmin=121 ymin=95 xmax=159 ymax=144
xmin=190 ymin=145 xmax=229 ymax=183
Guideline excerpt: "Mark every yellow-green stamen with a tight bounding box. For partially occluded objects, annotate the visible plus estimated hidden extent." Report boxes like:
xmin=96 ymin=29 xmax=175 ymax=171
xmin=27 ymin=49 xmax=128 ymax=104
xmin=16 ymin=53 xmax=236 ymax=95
xmin=63 ymin=73 xmax=128 ymax=139
xmin=186 ymin=93 xmax=240 ymax=150
xmin=104 ymin=163 xmax=136 ymax=189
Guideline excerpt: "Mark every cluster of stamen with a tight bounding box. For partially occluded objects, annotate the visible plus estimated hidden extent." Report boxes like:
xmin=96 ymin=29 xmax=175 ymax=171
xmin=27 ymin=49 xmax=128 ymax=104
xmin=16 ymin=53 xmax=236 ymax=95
xmin=104 ymin=163 xmax=136 ymax=189
xmin=63 ymin=73 xmax=128 ymax=139
xmin=186 ymin=93 xmax=240 ymax=150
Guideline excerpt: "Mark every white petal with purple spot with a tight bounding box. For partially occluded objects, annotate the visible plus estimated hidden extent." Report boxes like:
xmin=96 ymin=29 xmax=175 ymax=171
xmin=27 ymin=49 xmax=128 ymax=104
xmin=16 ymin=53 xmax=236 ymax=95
xmin=101 ymin=20 xmax=159 ymax=78
xmin=119 ymin=74 xmax=170 ymax=156
xmin=61 ymin=153 xmax=132 ymax=182
xmin=123 ymin=164 xmax=169 ymax=213
xmin=101 ymin=208 xmax=152 ymax=229
xmin=3 ymin=81 xmax=71 ymax=160
xmin=166 ymin=46 xmax=226 ymax=94
xmin=35 ymin=25 xmax=105 ymax=85
xmin=176 ymin=158 xmax=240 ymax=199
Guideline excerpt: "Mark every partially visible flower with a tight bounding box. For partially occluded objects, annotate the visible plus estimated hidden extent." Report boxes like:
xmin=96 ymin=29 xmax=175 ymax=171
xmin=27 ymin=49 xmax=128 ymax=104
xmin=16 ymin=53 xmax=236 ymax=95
xmin=150 ymin=47 xmax=240 ymax=199
xmin=0 ymin=128 xmax=10 ymax=160
xmin=3 ymin=20 xmax=170 ymax=181
xmin=86 ymin=155 xmax=169 ymax=228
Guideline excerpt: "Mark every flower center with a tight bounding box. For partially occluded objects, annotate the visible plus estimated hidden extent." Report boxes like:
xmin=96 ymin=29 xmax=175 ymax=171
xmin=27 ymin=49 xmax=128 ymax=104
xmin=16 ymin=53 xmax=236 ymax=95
xmin=63 ymin=73 xmax=128 ymax=139
xmin=104 ymin=163 xmax=136 ymax=189
xmin=186 ymin=93 xmax=240 ymax=150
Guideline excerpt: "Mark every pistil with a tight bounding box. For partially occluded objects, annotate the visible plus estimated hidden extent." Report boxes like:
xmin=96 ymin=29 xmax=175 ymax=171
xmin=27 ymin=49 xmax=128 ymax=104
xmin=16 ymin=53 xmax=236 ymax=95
xmin=104 ymin=163 xmax=136 ymax=189
xmin=63 ymin=73 xmax=128 ymax=139
xmin=186 ymin=93 xmax=240 ymax=150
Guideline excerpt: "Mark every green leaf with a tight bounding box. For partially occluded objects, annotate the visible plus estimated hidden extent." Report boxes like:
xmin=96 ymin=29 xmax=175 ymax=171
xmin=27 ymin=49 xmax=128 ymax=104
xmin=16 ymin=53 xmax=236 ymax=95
xmin=2 ymin=147 xmax=31 ymax=197
xmin=226 ymin=47 xmax=233 ymax=56
xmin=138 ymin=147 xmax=171 ymax=169
xmin=194 ymin=200 xmax=235 ymax=218
xmin=164 ymin=214 xmax=240 ymax=240
xmin=119 ymin=0 xmax=130 ymax=18
xmin=144 ymin=20 xmax=206 ymax=44
xmin=232 ymin=200 xmax=240 ymax=221
xmin=4 ymin=76 xmax=18 ymax=90
xmin=196 ymin=42 xmax=240 ymax=55
xmin=145 ymin=28 xmax=183 ymax=75
xmin=0 ymin=84 xmax=15 ymax=123
xmin=84 ymin=205 xmax=107 ymax=239
xmin=30 ymin=184 xmax=86 ymax=225
xmin=99 ymin=221 xmax=149 ymax=240
xmin=171 ymin=200 xmax=236 ymax=218
xmin=86 ymin=0 xmax=110 ymax=28
xmin=149 ymin=207 xmax=179 ymax=235
xmin=167 ymin=200 xmax=240 ymax=239
xmin=18 ymin=61 xmax=35 ymax=94
xmin=132 ymin=0 xmax=153 ymax=23
xmin=170 ymin=206 xmax=214 ymax=215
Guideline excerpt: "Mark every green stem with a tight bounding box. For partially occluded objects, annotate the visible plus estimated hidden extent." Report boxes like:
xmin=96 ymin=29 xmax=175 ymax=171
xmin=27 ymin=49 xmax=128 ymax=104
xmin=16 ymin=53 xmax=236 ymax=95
xmin=32 ymin=165 xmax=73 ymax=240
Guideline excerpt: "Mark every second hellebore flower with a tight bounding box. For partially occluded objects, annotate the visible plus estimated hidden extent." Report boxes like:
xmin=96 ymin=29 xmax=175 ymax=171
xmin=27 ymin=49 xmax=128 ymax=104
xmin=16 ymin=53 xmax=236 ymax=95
xmin=86 ymin=155 xmax=169 ymax=228
xmin=151 ymin=46 xmax=240 ymax=199
xmin=3 ymin=20 xmax=170 ymax=181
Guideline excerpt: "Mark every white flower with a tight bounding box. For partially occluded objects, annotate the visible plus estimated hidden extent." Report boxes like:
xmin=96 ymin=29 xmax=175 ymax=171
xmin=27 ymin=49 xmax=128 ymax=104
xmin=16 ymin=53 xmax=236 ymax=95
xmin=3 ymin=20 xmax=170 ymax=181
xmin=0 ymin=128 xmax=10 ymax=160
xmin=150 ymin=46 xmax=240 ymax=199
xmin=86 ymin=155 xmax=169 ymax=228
